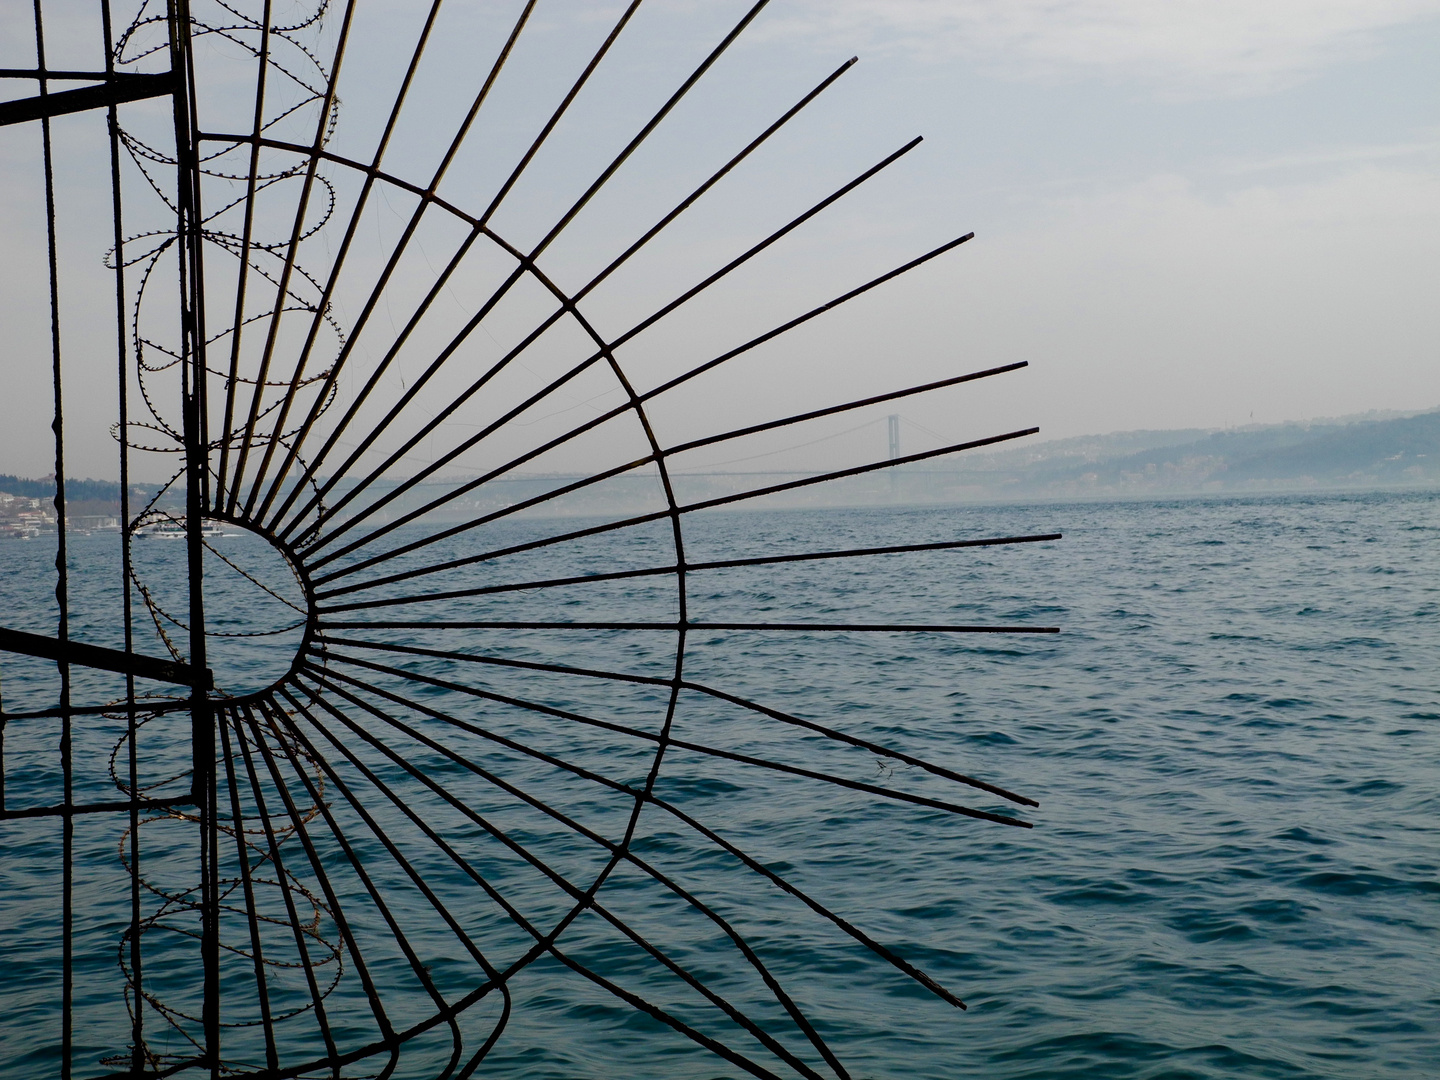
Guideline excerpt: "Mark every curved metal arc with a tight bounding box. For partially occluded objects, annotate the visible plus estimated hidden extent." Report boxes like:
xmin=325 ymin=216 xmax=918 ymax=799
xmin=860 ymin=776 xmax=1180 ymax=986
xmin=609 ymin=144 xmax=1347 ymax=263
xmin=291 ymin=132 xmax=925 ymax=564
xmin=299 ymin=237 xmax=986 ymax=587
xmin=21 ymin=2 xmax=1054 ymax=1072
xmin=167 ymin=507 xmax=324 ymax=710
xmin=558 ymin=221 xmax=701 ymax=1010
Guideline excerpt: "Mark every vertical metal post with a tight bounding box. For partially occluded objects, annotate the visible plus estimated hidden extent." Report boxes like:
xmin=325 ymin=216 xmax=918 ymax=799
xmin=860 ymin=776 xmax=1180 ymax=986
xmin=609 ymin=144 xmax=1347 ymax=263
xmin=166 ymin=0 xmax=218 ymax=1071
xmin=99 ymin=0 xmax=146 ymax=1068
xmin=31 ymin=2 xmax=74 ymax=1074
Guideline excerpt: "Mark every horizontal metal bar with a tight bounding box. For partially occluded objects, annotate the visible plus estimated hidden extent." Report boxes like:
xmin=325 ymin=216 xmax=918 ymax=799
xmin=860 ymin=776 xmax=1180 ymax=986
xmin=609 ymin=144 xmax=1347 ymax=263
xmin=0 ymin=69 xmax=118 ymax=80
xmin=320 ymin=620 xmax=1059 ymax=633
xmin=0 ymin=795 xmax=195 ymax=821
xmin=0 ymin=70 xmax=176 ymax=127
xmin=0 ymin=626 xmax=211 ymax=688
xmin=0 ymin=698 xmax=190 ymax=721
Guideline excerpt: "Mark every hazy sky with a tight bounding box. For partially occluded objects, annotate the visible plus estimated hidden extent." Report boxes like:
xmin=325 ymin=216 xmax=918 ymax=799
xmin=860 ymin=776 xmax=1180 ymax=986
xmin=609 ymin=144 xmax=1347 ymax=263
xmin=2 ymin=0 xmax=1438 ymax=481
xmin=756 ymin=0 xmax=1440 ymax=434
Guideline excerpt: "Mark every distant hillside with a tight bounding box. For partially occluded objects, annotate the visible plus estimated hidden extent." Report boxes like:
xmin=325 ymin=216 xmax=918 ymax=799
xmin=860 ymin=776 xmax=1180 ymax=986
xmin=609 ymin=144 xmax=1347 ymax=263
xmin=0 ymin=475 xmax=164 ymax=519
xmin=917 ymin=409 xmax=1440 ymax=499
xmin=5 ymin=410 xmax=1437 ymax=521
xmin=382 ymin=409 xmax=1440 ymax=517
xmin=0 ymin=475 xmax=150 ymax=503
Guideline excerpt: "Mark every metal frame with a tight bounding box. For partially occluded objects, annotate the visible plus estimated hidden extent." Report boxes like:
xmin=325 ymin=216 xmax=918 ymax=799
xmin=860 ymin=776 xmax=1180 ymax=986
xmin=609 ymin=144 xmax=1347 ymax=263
xmin=1 ymin=2 xmax=1059 ymax=1076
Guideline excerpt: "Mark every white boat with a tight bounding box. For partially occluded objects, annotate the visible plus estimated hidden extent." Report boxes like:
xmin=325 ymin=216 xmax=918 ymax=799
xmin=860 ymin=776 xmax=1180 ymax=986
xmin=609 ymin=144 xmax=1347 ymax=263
xmin=134 ymin=519 xmax=227 ymax=539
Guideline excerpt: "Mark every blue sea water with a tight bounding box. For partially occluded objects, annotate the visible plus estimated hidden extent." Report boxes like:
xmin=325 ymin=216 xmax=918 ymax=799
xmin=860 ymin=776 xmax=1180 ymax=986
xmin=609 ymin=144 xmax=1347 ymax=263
xmin=1 ymin=489 xmax=1437 ymax=1078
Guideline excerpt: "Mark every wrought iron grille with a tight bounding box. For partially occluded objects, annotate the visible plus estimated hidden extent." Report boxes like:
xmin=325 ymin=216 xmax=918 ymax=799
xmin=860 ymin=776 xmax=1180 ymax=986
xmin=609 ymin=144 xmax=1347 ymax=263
xmin=1 ymin=2 xmax=1056 ymax=1076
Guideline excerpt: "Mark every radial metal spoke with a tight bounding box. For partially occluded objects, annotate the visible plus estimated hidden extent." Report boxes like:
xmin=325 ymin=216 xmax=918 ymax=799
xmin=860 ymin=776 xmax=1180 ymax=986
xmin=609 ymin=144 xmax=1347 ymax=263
xmin=293 ymin=137 xmax=927 ymax=561
xmin=314 ymin=652 xmax=1032 ymax=828
xmin=309 ymin=423 xmax=1033 ymax=594
xmin=270 ymin=0 xmax=775 ymax=538
xmin=279 ymin=680 xmax=840 ymax=1080
xmin=321 ymin=619 xmax=1056 ymax=634
xmin=251 ymin=698 xmax=467 ymax=1077
xmin=245 ymin=0 xmax=540 ymax=520
xmin=217 ymin=710 xmax=280 ymax=1073
xmin=231 ymin=704 xmax=343 ymax=1066
xmin=223 ymin=0 xmax=358 ymax=516
xmin=317 ymin=531 xmax=1061 ymax=607
xmin=307 ymin=634 xmax=1037 ymax=807
xmin=308 ymin=354 xmax=1024 ymax=591
xmin=210 ymin=0 xmax=275 ymax=512
xmin=293 ymin=659 xmax=973 ymax=1014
